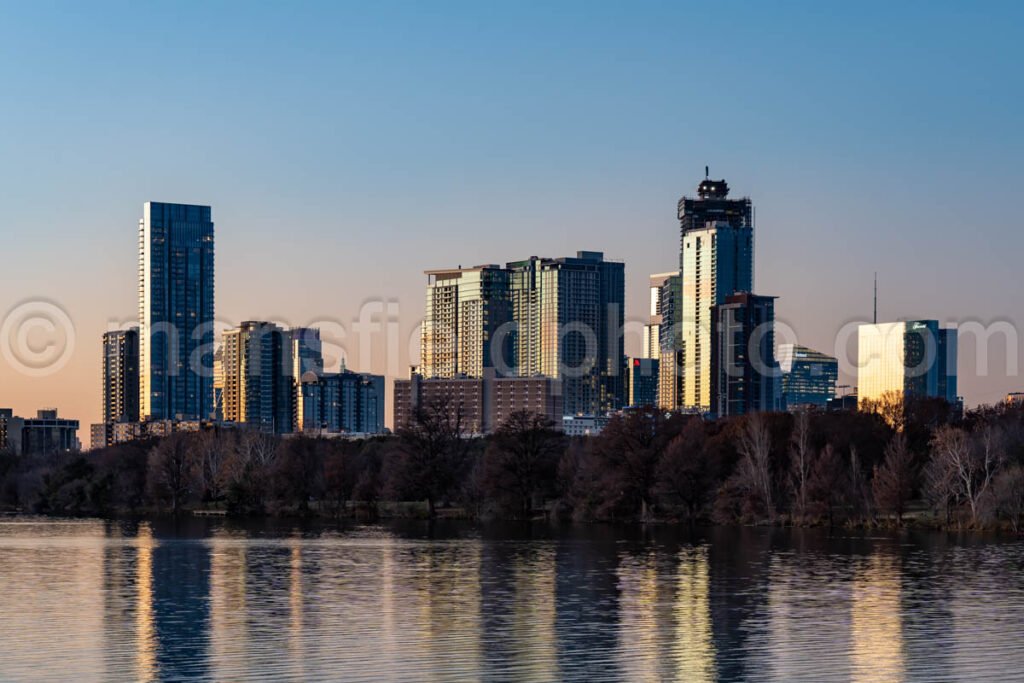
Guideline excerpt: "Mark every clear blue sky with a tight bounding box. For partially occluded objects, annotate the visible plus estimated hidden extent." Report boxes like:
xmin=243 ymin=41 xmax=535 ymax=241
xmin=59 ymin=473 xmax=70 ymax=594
xmin=1 ymin=1 xmax=1021 ymax=427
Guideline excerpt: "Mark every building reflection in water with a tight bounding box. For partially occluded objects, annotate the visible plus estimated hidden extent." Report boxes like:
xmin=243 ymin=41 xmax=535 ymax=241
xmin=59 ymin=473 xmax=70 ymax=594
xmin=674 ymin=545 xmax=714 ymax=682
xmin=133 ymin=522 xmax=157 ymax=681
xmin=850 ymin=552 xmax=905 ymax=683
xmin=209 ymin=529 xmax=248 ymax=680
xmin=412 ymin=539 xmax=483 ymax=677
xmin=149 ymin=519 xmax=212 ymax=680
xmin=616 ymin=549 xmax=667 ymax=682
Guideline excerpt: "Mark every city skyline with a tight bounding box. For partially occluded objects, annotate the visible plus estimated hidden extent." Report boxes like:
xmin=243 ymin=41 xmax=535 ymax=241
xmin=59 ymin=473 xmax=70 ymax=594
xmin=1 ymin=2 xmax=1022 ymax=431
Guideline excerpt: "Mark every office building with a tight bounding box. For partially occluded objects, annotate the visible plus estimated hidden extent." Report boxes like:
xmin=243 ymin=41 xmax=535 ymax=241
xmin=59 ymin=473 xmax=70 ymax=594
xmin=421 ymin=265 xmax=512 ymax=379
xmin=857 ymin=321 xmax=958 ymax=408
xmin=0 ymin=409 xmax=22 ymax=454
xmin=677 ymin=175 xmax=754 ymax=412
xmin=778 ymin=344 xmax=838 ymax=410
xmin=139 ymin=202 xmax=215 ymax=421
xmin=298 ymin=370 xmax=385 ymax=435
xmin=1007 ymin=392 xmax=1024 ymax=406
xmin=627 ymin=357 xmax=659 ymax=408
xmin=19 ymin=409 xmax=80 ymax=455
xmin=562 ymin=414 xmax=609 ymax=437
xmin=508 ymin=251 xmax=625 ymax=415
xmin=710 ymin=293 xmax=778 ymax=417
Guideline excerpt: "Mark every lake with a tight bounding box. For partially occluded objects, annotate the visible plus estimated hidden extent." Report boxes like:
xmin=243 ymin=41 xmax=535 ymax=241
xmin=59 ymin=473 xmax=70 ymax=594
xmin=0 ymin=517 xmax=1022 ymax=682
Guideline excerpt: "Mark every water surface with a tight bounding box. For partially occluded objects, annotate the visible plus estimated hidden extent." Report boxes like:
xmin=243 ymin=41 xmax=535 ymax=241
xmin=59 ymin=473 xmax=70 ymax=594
xmin=1 ymin=517 xmax=1022 ymax=682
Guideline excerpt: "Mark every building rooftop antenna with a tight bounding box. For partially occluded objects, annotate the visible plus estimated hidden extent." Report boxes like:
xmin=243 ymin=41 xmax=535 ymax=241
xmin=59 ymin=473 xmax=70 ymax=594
xmin=873 ymin=272 xmax=878 ymax=324
xmin=705 ymin=165 xmax=709 ymax=179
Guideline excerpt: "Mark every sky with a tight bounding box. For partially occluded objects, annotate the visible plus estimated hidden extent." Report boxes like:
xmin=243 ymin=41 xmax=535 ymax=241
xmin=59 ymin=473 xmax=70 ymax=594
xmin=1 ymin=0 xmax=1022 ymax=431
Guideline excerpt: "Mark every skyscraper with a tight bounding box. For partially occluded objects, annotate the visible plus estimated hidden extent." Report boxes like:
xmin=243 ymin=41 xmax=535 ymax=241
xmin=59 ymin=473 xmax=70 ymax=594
xmin=677 ymin=176 xmax=754 ymax=412
xmin=644 ymin=272 xmax=678 ymax=359
xmin=101 ymin=328 xmax=140 ymax=424
xmin=655 ymin=272 xmax=682 ymax=410
xmin=420 ymin=265 xmax=511 ymax=378
xmin=710 ymin=293 xmax=778 ymax=417
xmin=139 ymin=202 xmax=215 ymax=421
xmin=290 ymin=327 xmax=324 ymax=431
xmin=857 ymin=320 xmax=958 ymax=408
xmin=299 ymin=370 xmax=386 ymax=434
xmin=220 ymin=321 xmax=292 ymax=433
xmin=778 ymin=344 xmax=838 ymax=410
xmin=508 ymin=251 xmax=625 ymax=415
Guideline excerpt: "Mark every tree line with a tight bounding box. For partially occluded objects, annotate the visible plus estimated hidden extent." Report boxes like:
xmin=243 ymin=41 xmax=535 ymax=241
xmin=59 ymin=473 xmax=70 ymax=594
xmin=2 ymin=392 xmax=1023 ymax=530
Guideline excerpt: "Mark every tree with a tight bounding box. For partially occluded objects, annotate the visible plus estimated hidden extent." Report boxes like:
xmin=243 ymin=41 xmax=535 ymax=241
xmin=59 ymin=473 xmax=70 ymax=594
xmin=807 ymin=444 xmax=847 ymax=526
xmin=788 ymin=411 xmax=812 ymax=521
xmin=390 ymin=395 xmax=469 ymax=517
xmin=655 ymin=418 xmax=713 ymax=521
xmin=190 ymin=430 xmax=231 ymax=504
xmin=994 ymin=465 xmax=1024 ymax=532
xmin=275 ymin=435 xmax=325 ymax=513
xmin=734 ymin=413 xmax=774 ymax=520
xmin=861 ymin=390 xmax=906 ymax=432
xmin=872 ymin=433 xmax=915 ymax=526
xmin=928 ymin=424 xmax=1005 ymax=527
xmin=147 ymin=433 xmax=193 ymax=514
xmin=591 ymin=407 xmax=676 ymax=520
xmin=485 ymin=411 xmax=563 ymax=518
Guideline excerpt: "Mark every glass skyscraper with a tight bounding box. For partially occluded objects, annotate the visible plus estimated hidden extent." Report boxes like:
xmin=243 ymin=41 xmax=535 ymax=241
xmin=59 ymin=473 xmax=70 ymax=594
xmin=858 ymin=320 xmax=958 ymax=407
xmin=677 ymin=176 xmax=754 ymax=412
xmin=710 ymin=293 xmax=778 ymax=417
xmin=778 ymin=344 xmax=839 ymax=410
xmin=139 ymin=202 xmax=215 ymax=421
xmin=508 ymin=251 xmax=625 ymax=415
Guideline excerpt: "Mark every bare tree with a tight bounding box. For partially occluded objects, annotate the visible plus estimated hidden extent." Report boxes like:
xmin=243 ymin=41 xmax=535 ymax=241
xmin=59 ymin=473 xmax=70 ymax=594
xmin=487 ymin=411 xmax=563 ymax=518
xmin=735 ymin=413 xmax=774 ymax=520
xmin=994 ymin=465 xmax=1024 ymax=533
xmin=391 ymin=395 xmax=469 ymax=517
xmin=929 ymin=424 xmax=1004 ymax=527
xmin=861 ymin=390 xmax=906 ymax=432
xmin=190 ymin=429 xmax=231 ymax=504
xmin=147 ymin=433 xmax=192 ymax=514
xmin=872 ymin=433 xmax=915 ymax=526
xmin=808 ymin=444 xmax=847 ymax=526
xmin=655 ymin=418 xmax=712 ymax=521
xmin=593 ymin=408 xmax=670 ymax=521
xmin=788 ymin=411 xmax=812 ymax=521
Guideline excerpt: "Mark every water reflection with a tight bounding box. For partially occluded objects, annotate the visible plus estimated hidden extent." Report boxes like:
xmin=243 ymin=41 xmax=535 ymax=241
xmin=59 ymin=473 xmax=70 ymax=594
xmin=1 ymin=520 xmax=1024 ymax=682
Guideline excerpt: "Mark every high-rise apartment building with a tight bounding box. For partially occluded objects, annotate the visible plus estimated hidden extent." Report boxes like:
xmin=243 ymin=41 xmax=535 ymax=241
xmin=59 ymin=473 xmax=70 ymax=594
xmin=298 ymin=370 xmax=385 ymax=435
xmin=418 ymin=252 xmax=624 ymax=416
xmin=710 ymin=293 xmax=778 ymax=417
xmin=221 ymin=321 xmax=292 ymax=433
xmin=290 ymin=327 xmax=324 ymax=431
xmin=139 ymin=202 xmax=215 ymax=421
xmin=421 ymin=265 xmax=511 ymax=378
xmin=508 ymin=251 xmax=624 ymax=415
xmin=644 ymin=272 xmax=678 ymax=359
xmin=778 ymin=344 xmax=838 ymax=410
xmin=677 ymin=176 xmax=754 ymax=412
xmin=101 ymin=328 xmax=140 ymax=424
xmin=858 ymin=321 xmax=958 ymax=408
xmin=655 ymin=272 xmax=683 ymax=410
xmin=394 ymin=372 xmax=563 ymax=434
